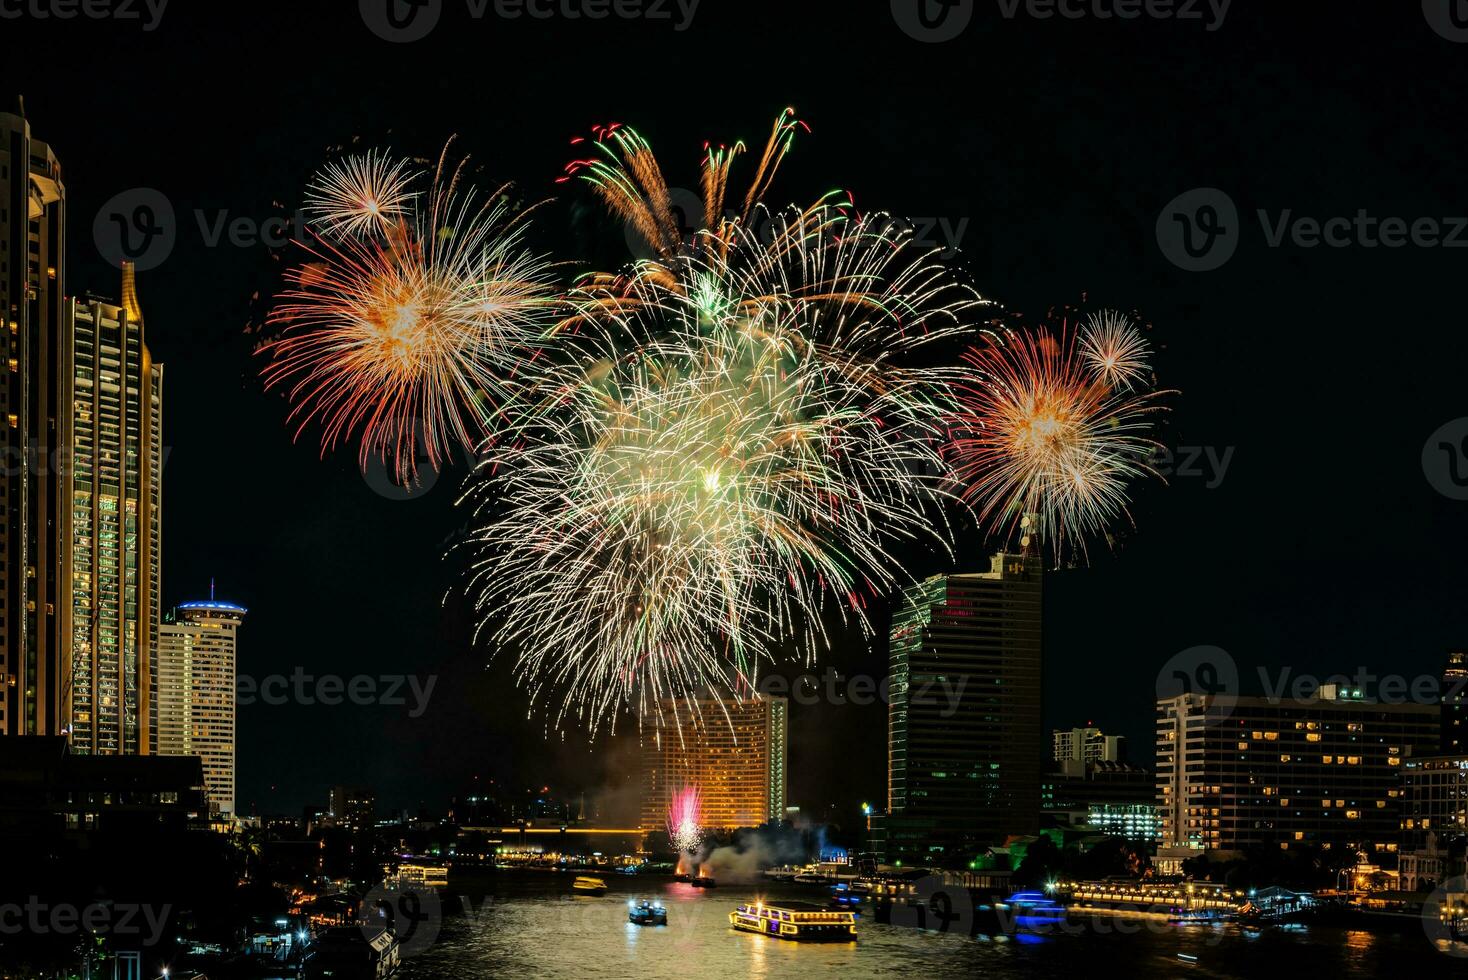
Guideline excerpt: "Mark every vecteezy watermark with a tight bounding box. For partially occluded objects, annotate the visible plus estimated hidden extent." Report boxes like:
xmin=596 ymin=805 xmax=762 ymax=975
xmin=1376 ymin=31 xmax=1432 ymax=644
xmin=1422 ymin=874 xmax=1468 ymax=958
xmin=1156 ymin=647 xmax=1463 ymax=725
xmin=891 ymin=0 xmax=1230 ymax=43
xmin=1148 ymin=445 xmax=1233 ymax=489
xmin=1423 ymin=418 xmax=1468 ymax=501
xmin=885 ymin=875 xmax=976 ymax=933
xmin=93 ymin=187 xmax=308 ymax=271
xmin=237 ymin=671 xmax=438 ymax=718
xmin=2 ymin=442 xmax=173 ymax=479
xmin=360 ymin=0 xmax=698 ymax=43
xmin=759 ymin=669 xmax=967 ymax=716
xmin=1155 ymin=645 xmax=1239 ymax=723
xmin=361 ymin=883 xmax=441 ymax=957
xmin=1155 ymin=188 xmax=1239 ymax=272
xmin=0 ymin=899 xmax=171 ymax=945
xmin=1158 ymin=187 xmax=1468 ymax=271
xmin=1424 ymin=0 xmax=1468 ymax=43
xmin=0 ymin=0 xmax=167 ymax=30
xmin=1255 ymin=667 xmax=1459 ymax=706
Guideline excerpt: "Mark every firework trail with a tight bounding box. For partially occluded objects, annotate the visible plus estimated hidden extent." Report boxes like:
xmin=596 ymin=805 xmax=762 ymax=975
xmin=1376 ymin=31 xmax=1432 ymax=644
xmin=262 ymin=144 xmax=561 ymax=483
xmin=945 ymin=311 xmax=1171 ymax=562
xmin=667 ymin=785 xmax=703 ymax=854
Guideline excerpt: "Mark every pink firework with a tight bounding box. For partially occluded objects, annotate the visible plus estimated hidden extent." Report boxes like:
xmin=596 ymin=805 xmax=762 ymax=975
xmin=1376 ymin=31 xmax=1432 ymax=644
xmin=666 ymin=785 xmax=702 ymax=854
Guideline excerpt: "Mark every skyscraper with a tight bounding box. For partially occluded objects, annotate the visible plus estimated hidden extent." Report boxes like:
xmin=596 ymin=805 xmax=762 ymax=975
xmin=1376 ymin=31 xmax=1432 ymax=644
xmin=157 ymin=595 xmax=243 ymax=816
xmin=0 ymin=107 xmax=163 ymax=755
xmin=639 ymin=695 xmax=788 ymax=837
xmin=64 ymin=266 xmax=164 ymax=755
xmin=883 ymin=552 xmax=1043 ymax=866
xmin=0 ymin=107 xmax=66 ymax=741
xmin=1442 ymin=650 xmax=1467 ymax=754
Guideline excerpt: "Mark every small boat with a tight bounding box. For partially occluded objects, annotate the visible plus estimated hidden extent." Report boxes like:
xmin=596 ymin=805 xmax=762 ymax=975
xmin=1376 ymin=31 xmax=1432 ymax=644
xmin=617 ymin=865 xmax=640 ymax=876
xmin=691 ymin=874 xmax=717 ymax=888
xmin=302 ymin=926 xmax=399 ymax=980
xmin=628 ymin=900 xmax=668 ymax=926
xmin=572 ymin=875 xmax=608 ymax=896
xmin=673 ymin=872 xmax=692 ymax=883
xmin=730 ymin=901 xmax=857 ymax=942
xmin=829 ymin=885 xmax=862 ymax=913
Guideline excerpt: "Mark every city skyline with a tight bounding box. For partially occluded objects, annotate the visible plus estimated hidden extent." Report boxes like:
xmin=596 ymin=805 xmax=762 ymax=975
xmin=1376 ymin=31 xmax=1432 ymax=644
xmin=4 ymin=5 xmax=1468 ymax=826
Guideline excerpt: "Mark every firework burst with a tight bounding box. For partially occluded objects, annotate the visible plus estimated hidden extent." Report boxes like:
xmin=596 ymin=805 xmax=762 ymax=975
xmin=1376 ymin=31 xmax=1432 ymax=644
xmin=460 ymin=201 xmax=983 ymax=732
xmin=945 ymin=312 xmax=1170 ymax=562
xmin=303 ymin=149 xmax=420 ymax=239
xmin=667 ymin=785 xmax=703 ymax=854
xmin=263 ymin=145 xmax=561 ymax=483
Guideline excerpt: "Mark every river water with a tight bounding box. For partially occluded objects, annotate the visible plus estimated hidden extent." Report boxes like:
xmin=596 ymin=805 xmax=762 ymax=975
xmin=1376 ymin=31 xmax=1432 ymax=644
xmin=392 ymin=873 xmax=1463 ymax=978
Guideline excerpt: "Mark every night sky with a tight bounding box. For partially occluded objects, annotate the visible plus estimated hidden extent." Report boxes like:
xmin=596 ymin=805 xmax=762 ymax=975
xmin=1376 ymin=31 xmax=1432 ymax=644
xmin=13 ymin=2 xmax=1468 ymax=826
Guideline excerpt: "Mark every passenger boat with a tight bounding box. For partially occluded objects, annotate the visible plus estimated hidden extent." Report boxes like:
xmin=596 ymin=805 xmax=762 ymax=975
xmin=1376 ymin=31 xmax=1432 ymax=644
xmin=572 ymin=875 xmax=608 ymax=896
xmin=730 ymin=901 xmax=857 ymax=942
xmin=302 ymin=926 xmax=400 ymax=979
xmin=628 ymin=900 xmax=668 ymax=926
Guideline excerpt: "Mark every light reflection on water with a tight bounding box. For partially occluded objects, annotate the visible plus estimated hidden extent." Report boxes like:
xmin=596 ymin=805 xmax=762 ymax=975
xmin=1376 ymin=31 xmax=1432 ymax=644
xmin=397 ymin=874 xmax=1455 ymax=979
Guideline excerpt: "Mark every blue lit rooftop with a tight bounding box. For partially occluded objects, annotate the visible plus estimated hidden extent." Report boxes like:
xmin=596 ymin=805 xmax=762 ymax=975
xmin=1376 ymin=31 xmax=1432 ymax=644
xmin=178 ymin=600 xmax=248 ymax=614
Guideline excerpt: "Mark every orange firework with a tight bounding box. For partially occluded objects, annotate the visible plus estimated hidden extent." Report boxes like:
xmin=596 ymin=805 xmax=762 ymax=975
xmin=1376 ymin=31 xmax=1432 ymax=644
xmin=262 ymin=145 xmax=560 ymax=484
xmin=946 ymin=312 xmax=1171 ymax=562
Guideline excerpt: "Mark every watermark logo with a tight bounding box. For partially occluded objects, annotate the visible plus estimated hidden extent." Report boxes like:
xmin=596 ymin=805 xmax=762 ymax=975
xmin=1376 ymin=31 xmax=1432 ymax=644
xmin=893 ymin=0 xmax=1230 ymax=42
xmin=360 ymin=418 xmax=451 ymax=501
xmin=94 ymin=187 xmax=176 ymax=271
xmin=885 ymin=875 xmax=976 ymax=933
xmin=1159 ymin=188 xmax=1468 ymax=271
xmin=1156 ymin=187 xmax=1238 ymax=272
xmin=0 ymin=899 xmax=170 ymax=945
xmin=360 ymin=883 xmax=441 ymax=958
xmin=237 ymin=670 xmax=438 ymax=717
xmin=94 ymin=188 xmax=310 ymax=271
xmin=0 ymin=0 xmax=168 ymax=30
xmin=1148 ymin=445 xmax=1234 ymax=489
xmin=1424 ymin=418 xmax=1468 ymax=500
xmin=362 ymin=0 xmax=697 ymax=40
xmin=891 ymin=0 xmax=975 ymax=42
xmin=1155 ymin=645 xmax=1238 ymax=723
xmin=1422 ymin=874 xmax=1468 ymax=957
xmin=1424 ymin=0 xmax=1468 ymax=43
xmin=361 ymin=0 xmax=443 ymax=42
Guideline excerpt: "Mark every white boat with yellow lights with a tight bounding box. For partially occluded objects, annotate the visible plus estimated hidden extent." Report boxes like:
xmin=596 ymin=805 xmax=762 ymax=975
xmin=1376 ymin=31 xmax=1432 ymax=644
xmin=729 ymin=901 xmax=857 ymax=942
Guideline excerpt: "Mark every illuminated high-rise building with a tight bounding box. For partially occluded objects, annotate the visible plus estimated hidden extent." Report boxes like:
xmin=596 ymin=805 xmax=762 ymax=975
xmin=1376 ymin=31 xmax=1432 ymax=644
xmin=1442 ymin=650 xmax=1468 ymax=754
xmin=157 ymin=594 xmax=244 ymax=816
xmin=1156 ymin=686 xmax=1439 ymax=853
xmin=0 ymin=107 xmax=66 ymax=741
xmin=882 ymin=551 xmax=1043 ymax=866
xmin=1053 ymin=726 xmax=1127 ymax=763
xmin=64 ymin=266 xmax=164 ymax=755
xmin=639 ymin=695 xmax=788 ymax=836
xmin=0 ymin=107 xmax=163 ymax=755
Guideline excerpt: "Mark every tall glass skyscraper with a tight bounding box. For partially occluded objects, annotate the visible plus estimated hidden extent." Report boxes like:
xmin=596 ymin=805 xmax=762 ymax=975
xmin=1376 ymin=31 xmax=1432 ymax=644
xmin=1 ymin=107 xmax=67 ymax=741
xmin=64 ymin=266 xmax=164 ymax=754
xmin=883 ymin=551 xmax=1043 ymax=866
xmin=0 ymin=107 xmax=164 ymax=754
